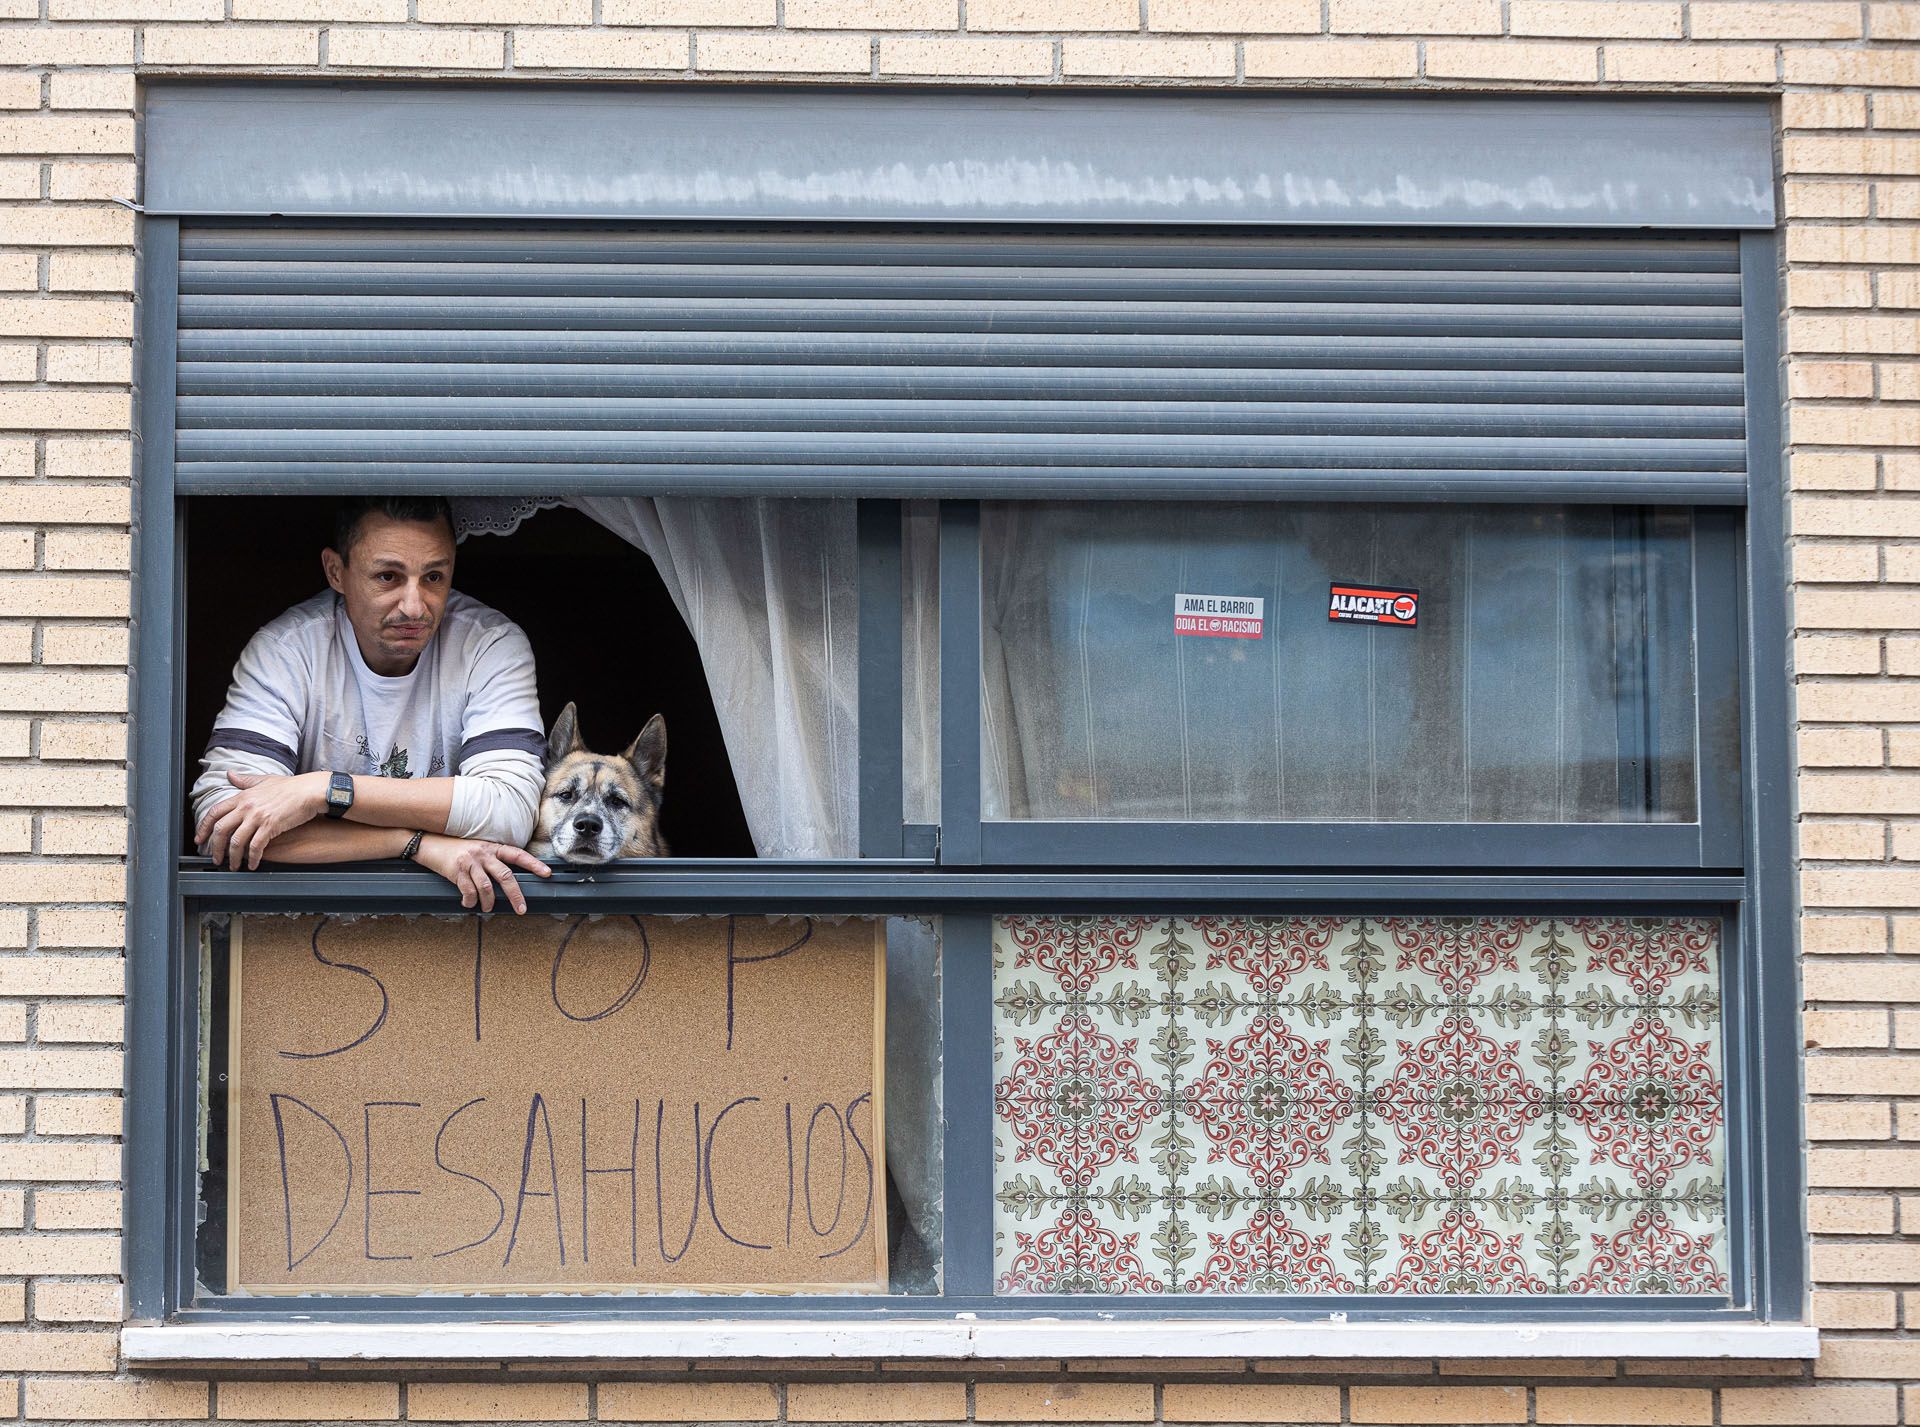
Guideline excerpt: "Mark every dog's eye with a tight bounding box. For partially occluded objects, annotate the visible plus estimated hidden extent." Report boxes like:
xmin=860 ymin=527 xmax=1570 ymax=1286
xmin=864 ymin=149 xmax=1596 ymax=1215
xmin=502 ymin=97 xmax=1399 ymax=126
xmin=554 ymin=787 xmax=575 ymax=804
xmin=605 ymin=792 xmax=629 ymax=810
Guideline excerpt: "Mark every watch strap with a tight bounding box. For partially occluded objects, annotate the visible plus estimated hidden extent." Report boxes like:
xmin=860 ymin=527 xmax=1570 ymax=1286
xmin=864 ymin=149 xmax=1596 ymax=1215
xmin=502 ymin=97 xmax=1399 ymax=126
xmin=324 ymin=770 xmax=354 ymax=818
xmin=400 ymin=830 xmax=425 ymax=862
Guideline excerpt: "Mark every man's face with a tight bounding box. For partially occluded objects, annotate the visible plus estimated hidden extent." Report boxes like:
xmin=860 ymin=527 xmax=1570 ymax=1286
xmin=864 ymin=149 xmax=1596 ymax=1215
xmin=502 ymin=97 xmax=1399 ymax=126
xmin=321 ymin=512 xmax=456 ymax=677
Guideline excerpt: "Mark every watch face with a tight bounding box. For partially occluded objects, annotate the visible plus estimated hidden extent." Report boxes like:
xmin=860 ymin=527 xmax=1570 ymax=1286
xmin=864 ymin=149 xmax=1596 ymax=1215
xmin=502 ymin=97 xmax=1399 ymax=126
xmin=328 ymin=782 xmax=351 ymax=807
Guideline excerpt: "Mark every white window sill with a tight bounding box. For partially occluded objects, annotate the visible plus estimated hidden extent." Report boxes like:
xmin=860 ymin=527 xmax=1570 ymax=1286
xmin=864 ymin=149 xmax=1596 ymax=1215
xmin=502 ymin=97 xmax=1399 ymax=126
xmin=123 ymin=1319 xmax=1817 ymax=1364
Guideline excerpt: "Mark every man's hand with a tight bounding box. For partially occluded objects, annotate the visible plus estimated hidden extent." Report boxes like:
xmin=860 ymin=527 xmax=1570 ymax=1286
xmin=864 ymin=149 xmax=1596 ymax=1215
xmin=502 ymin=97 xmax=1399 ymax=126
xmin=412 ymin=833 xmax=551 ymax=915
xmin=196 ymin=770 xmax=329 ymax=870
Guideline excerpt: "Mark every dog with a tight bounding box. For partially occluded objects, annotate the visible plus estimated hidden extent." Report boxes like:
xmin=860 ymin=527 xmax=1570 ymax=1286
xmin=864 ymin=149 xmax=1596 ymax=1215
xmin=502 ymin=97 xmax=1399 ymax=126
xmin=528 ymin=702 xmax=669 ymax=864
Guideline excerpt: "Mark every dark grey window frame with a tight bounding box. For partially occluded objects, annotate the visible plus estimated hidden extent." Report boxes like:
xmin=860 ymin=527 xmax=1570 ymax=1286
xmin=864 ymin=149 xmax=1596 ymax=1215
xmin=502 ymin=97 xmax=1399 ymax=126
xmin=125 ymin=92 xmax=1800 ymax=1331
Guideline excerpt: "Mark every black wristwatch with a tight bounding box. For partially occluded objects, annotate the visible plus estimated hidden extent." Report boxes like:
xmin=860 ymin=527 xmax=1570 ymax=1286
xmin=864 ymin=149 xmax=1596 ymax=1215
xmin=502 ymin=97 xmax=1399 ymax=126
xmin=323 ymin=771 xmax=355 ymax=819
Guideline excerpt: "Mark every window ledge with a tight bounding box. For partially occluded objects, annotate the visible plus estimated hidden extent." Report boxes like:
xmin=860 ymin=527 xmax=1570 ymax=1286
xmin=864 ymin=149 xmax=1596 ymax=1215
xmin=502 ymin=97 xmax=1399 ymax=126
xmin=123 ymin=1319 xmax=1817 ymax=1364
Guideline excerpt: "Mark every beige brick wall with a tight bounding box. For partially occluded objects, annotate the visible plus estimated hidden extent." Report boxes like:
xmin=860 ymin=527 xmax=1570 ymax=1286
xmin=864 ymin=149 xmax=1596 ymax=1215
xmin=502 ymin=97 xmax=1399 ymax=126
xmin=0 ymin=0 xmax=1913 ymax=1422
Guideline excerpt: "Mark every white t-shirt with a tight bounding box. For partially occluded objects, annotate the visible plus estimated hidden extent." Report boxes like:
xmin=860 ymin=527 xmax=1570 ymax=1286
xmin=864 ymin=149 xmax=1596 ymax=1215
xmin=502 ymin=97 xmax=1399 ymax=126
xmin=191 ymin=589 xmax=545 ymax=846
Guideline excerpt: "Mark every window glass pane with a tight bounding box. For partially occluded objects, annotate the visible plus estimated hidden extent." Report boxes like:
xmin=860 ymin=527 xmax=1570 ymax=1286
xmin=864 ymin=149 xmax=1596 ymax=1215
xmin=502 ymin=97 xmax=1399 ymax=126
xmin=992 ymin=913 xmax=1726 ymax=1297
xmin=196 ymin=912 xmax=940 ymax=1298
xmin=981 ymin=504 xmax=1697 ymax=824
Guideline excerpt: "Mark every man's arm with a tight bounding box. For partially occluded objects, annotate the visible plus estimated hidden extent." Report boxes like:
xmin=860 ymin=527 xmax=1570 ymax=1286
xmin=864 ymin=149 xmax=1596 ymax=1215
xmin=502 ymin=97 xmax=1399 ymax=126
xmin=257 ymin=817 xmax=548 ymax=914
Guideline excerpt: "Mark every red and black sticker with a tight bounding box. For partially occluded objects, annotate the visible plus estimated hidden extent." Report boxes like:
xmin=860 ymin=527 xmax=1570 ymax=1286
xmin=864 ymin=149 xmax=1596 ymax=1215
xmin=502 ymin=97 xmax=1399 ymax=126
xmin=1328 ymin=582 xmax=1419 ymax=627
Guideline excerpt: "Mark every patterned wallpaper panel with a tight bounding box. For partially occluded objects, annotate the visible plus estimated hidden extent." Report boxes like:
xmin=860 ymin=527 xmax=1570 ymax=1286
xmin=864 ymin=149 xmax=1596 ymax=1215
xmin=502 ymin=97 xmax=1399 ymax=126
xmin=991 ymin=915 xmax=1727 ymax=1296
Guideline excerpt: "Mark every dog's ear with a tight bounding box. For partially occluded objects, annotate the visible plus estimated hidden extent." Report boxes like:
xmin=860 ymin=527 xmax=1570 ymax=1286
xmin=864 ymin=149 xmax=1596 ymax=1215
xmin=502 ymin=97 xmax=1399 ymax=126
xmin=624 ymin=713 xmax=666 ymax=794
xmin=545 ymin=702 xmax=583 ymax=771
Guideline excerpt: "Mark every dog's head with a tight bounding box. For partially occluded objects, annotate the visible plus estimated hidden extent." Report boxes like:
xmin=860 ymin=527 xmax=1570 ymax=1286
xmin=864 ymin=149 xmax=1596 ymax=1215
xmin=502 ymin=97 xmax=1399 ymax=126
xmin=534 ymin=703 xmax=667 ymax=864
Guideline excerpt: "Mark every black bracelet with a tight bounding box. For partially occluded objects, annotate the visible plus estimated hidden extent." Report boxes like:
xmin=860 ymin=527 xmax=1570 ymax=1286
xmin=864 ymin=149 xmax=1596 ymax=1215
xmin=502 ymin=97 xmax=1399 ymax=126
xmin=400 ymin=830 xmax=425 ymax=862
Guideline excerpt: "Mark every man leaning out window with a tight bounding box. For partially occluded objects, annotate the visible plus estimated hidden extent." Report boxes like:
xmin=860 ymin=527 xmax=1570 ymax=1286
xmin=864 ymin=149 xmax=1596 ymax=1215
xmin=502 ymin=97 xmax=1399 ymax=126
xmin=190 ymin=496 xmax=552 ymax=914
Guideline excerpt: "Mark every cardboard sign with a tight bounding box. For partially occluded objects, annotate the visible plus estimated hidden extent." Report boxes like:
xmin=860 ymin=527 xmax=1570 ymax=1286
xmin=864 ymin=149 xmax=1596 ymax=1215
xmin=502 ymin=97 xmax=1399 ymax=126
xmin=1328 ymin=582 xmax=1419 ymax=627
xmin=227 ymin=914 xmax=886 ymax=1294
xmin=1174 ymin=592 xmax=1265 ymax=639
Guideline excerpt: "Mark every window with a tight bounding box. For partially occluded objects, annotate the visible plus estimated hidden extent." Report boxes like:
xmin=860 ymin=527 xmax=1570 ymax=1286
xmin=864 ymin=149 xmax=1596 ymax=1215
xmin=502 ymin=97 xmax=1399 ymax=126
xmin=130 ymin=213 xmax=1798 ymax=1333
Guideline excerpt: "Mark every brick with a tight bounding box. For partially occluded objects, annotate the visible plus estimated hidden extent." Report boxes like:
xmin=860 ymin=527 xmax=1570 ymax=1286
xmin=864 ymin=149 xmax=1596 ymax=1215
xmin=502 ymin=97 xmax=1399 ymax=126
xmin=43 ymin=438 xmax=131 ymax=479
xmin=48 ymin=250 xmax=135 ymax=293
xmin=0 ymin=1047 xmax=119 ymax=1088
xmin=37 ymin=720 xmax=125 ymax=760
xmin=1792 ymin=360 xmax=1875 ymax=397
xmin=975 ymin=1383 xmax=1155 ymax=1423
xmin=36 ymin=1093 xmax=122 ymax=1135
xmin=43 ymin=531 xmax=129 ymax=571
xmin=1062 ymin=38 xmax=1234 ymax=76
xmin=52 ymin=0 xmax=218 ymax=13
xmin=1809 ymin=1192 xmax=1896 ymax=1231
xmin=0 ymin=115 xmax=133 ymax=155
xmin=1603 ymin=45 xmax=1775 ymax=82
xmin=0 ymin=626 xmax=30 ymax=664
xmin=1795 ymin=543 xmax=1879 ymax=585
xmin=696 ymin=33 xmax=870 ymax=71
xmin=1329 ymin=0 xmax=1498 ymax=33
xmin=1813 ymin=1290 xmax=1899 ymax=1329
xmin=1788 ymin=180 xmax=1872 ymax=218
xmin=1806 ymin=962 xmax=1920 ymax=1002
xmin=48 ymin=160 xmax=135 ymax=201
xmin=1875 ymin=1 xmax=1920 ymax=37
xmin=0 ymin=391 xmax=128 ymax=432
xmin=1245 ymin=39 xmax=1418 ymax=77
xmin=0 ymin=814 xmax=26 ymax=852
xmin=1426 ymin=41 xmax=1598 ymax=81
xmin=1796 ymin=407 xmax=1920 ymax=447
xmin=1534 ymin=1387 xmax=1711 ymax=1425
xmin=234 ymin=0 xmax=407 ymax=15
xmin=1786 ymin=92 xmax=1871 ymax=130
xmin=1149 ymin=0 xmax=1317 ymax=32
xmin=788 ymin=1383 xmax=967 ymax=1422
xmin=34 ymin=1189 xmax=120 ymax=1229
xmin=35 ymin=1283 xmax=119 ymax=1324
xmin=328 ymin=26 xmax=505 ymax=66
xmin=785 ymin=0 xmax=956 ymax=24
xmin=1807 ymin=1007 xmax=1892 ymax=1046
xmin=0 ymin=298 xmax=130 ymax=340
xmin=879 ymin=37 xmax=1052 ymax=74
xmin=0 ymin=574 xmax=129 ymax=621
xmin=0 ymin=764 xmax=126 ymax=806
xmin=0 ymin=717 xmax=27 ymax=755
xmin=1798 ymin=498 xmax=1920 ymax=538
xmin=44 ymin=345 xmax=132 ymax=386
xmin=1721 ymin=1385 xmax=1898 ymax=1425
xmin=1808 ymin=1100 xmax=1892 ymax=1138
xmin=1510 ymin=0 xmax=1678 ymax=36
xmin=1792 ymin=452 xmax=1878 ymax=490
xmin=41 ymin=625 xmax=129 ymax=667
xmin=1789 ymin=139 xmax=1920 ymax=181
xmin=1163 ymin=1384 xmax=1341 ymax=1422
xmin=422 ymin=0 xmax=587 ymax=17
xmin=0 ymin=203 xmax=133 ymax=247
xmin=35 ymin=909 xmax=124 ymax=948
xmin=965 ymin=0 xmax=1135 ymax=28
xmin=0 ymin=1330 xmax=114 ymax=1371
xmin=1805 ymin=773 xmax=1920 ymax=812
xmin=0 ymin=29 xmax=134 ymax=65
xmin=0 ymin=76 xmax=39 ymax=110
xmin=48 ymin=72 xmax=135 ymax=109
xmin=37 ymin=1002 xmax=122 ymax=1042
xmin=1351 ymin=1387 xmax=1527 ymax=1424
xmin=1885 ymin=184 xmax=1920 ymax=222
xmin=406 ymin=1383 xmax=589 ymax=1421
xmin=1787 ymin=48 xmax=1920 ymax=88
xmin=217 ymin=1380 xmax=400 ymax=1421
xmin=27 ymin=1377 xmax=207 ymax=1422
xmin=157 ymin=22 xmax=337 ymax=66
xmin=0 ymin=1143 xmax=118 ymax=1182
xmin=1691 ymin=2 xmax=1862 ymax=39
xmin=601 ymin=0 xmax=772 ymax=19
xmin=599 ymin=1381 xmax=779 ymax=1422
xmin=510 ymin=28 xmax=687 ymax=67
xmin=1802 ymin=820 xmax=1885 ymax=860
xmin=1813 ymin=1239 xmax=1920 ymax=1280
xmin=1806 ymin=867 xmax=1920 ymax=906
xmin=1816 ymin=1337 xmax=1920 ymax=1378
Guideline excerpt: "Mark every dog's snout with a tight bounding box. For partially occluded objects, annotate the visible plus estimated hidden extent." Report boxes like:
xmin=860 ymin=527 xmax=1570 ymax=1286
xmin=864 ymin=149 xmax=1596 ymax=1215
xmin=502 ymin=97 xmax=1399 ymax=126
xmin=572 ymin=814 xmax=603 ymax=838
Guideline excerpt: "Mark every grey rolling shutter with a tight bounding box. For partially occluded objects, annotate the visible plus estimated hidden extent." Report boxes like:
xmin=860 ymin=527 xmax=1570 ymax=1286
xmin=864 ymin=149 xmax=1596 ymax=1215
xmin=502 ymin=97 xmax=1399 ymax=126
xmin=175 ymin=226 xmax=1747 ymax=503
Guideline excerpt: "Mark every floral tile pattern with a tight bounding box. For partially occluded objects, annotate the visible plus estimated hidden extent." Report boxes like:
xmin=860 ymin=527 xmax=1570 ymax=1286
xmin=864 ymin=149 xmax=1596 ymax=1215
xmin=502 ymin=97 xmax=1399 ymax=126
xmin=991 ymin=914 xmax=1727 ymax=1296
